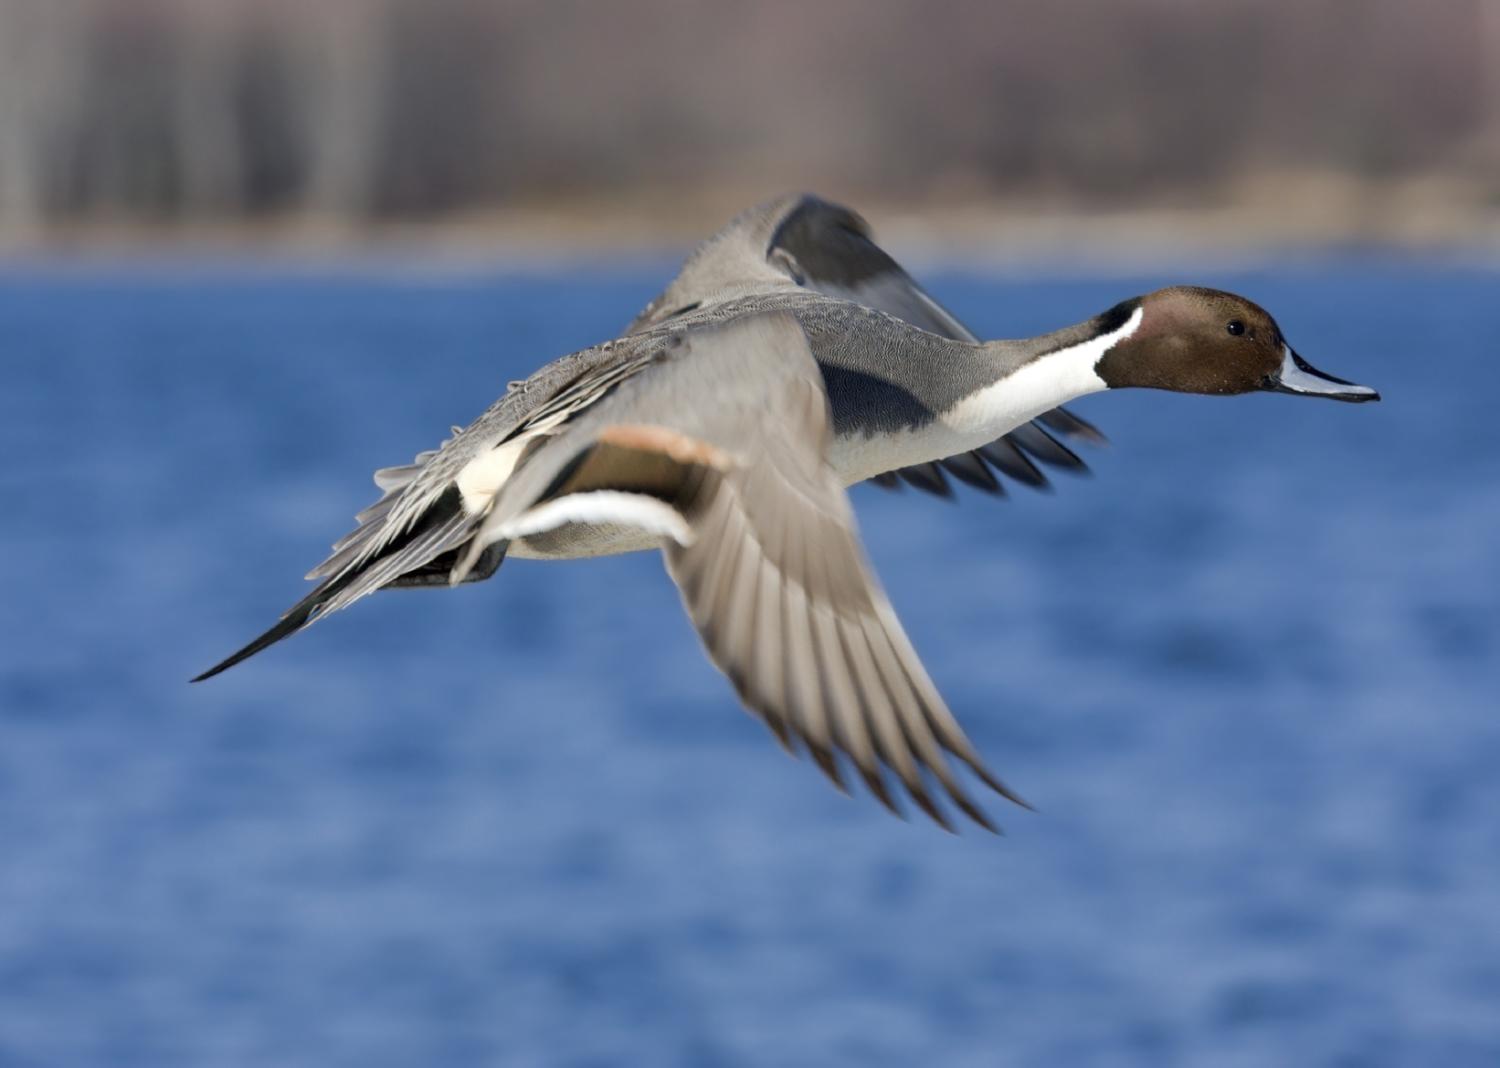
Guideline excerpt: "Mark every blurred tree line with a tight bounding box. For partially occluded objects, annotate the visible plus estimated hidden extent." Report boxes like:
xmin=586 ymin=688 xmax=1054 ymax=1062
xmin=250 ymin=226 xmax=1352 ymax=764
xmin=0 ymin=0 xmax=1494 ymax=241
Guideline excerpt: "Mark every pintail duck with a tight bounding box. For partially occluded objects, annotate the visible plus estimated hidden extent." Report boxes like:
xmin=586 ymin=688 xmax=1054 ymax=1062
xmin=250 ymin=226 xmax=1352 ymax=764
xmin=195 ymin=196 xmax=1379 ymax=831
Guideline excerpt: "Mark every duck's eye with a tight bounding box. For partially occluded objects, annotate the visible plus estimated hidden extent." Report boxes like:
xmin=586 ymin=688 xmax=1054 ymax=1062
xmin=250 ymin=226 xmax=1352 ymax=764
xmin=1226 ymin=320 xmax=1245 ymax=337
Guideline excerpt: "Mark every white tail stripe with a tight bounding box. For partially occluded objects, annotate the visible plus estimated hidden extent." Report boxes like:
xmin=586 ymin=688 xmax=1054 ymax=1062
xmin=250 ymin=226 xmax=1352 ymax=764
xmin=496 ymin=491 xmax=695 ymax=547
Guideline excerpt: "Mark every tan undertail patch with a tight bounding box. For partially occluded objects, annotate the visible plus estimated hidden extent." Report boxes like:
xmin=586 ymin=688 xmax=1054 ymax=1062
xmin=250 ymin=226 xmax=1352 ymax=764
xmin=597 ymin=424 xmax=734 ymax=471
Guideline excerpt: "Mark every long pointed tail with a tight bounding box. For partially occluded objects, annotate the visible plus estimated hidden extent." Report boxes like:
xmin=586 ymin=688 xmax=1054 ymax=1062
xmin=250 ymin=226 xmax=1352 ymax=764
xmin=192 ymin=487 xmax=500 ymax=682
xmin=191 ymin=570 xmax=360 ymax=682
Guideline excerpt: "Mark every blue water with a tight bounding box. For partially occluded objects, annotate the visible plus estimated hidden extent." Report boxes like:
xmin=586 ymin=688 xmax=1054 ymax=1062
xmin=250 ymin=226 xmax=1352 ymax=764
xmin=2 ymin=257 xmax=1498 ymax=1067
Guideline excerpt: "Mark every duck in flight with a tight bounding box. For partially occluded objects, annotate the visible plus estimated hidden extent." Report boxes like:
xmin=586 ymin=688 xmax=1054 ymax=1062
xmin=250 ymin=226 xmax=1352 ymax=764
xmin=194 ymin=195 xmax=1379 ymax=831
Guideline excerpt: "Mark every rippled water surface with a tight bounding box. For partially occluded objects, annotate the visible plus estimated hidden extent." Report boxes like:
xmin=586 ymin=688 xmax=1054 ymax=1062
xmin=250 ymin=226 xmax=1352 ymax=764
xmin=2 ymin=258 xmax=1497 ymax=1067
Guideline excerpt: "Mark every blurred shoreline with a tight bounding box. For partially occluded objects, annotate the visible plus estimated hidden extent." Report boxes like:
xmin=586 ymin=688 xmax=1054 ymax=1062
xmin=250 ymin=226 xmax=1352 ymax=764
xmin=3 ymin=2 xmax=1494 ymax=269
xmin=5 ymin=174 xmax=1500 ymax=270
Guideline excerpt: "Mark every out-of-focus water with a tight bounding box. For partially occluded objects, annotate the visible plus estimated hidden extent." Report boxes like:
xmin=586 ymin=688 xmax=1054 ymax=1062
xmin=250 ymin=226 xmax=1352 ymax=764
xmin=1 ymin=257 xmax=1497 ymax=1067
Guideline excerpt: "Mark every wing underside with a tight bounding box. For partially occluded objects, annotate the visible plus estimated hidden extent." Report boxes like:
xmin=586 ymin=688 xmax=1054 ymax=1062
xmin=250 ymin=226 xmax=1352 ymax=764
xmin=481 ymin=313 xmax=1026 ymax=830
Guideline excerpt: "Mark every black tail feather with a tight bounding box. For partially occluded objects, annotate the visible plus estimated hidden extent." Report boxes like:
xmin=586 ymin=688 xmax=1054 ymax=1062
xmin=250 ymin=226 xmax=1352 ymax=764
xmin=191 ymin=570 xmax=358 ymax=682
xmin=193 ymin=485 xmax=482 ymax=682
xmin=384 ymin=541 xmax=507 ymax=588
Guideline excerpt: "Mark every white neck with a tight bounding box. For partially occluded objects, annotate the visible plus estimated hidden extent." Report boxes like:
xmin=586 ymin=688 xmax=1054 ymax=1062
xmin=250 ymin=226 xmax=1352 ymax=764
xmin=942 ymin=304 xmax=1142 ymax=441
xmin=832 ymin=305 xmax=1143 ymax=484
xmin=828 ymin=305 xmax=1143 ymax=485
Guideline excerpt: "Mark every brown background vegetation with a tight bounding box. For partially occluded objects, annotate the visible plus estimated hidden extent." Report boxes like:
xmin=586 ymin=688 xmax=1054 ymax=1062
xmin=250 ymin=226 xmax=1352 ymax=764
xmin=0 ymin=0 xmax=1495 ymax=249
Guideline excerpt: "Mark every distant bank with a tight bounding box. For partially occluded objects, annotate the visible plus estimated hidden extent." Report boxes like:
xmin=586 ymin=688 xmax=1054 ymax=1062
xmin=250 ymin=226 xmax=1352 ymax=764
xmin=3 ymin=177 xmax=1498 ymax=268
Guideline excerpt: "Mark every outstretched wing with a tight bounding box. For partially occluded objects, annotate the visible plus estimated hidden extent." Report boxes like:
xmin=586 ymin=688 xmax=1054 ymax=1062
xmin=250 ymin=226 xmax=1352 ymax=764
xmin=485 ymin=312 xmax=1026 ymax=831
xmin=629 ymin=193 xmax=1105 ymax=498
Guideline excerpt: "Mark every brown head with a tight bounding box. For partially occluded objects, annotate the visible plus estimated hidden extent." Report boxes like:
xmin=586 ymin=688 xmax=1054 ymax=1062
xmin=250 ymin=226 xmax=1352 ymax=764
xmin=1095 ymin=286 xmax=1379 ymax=402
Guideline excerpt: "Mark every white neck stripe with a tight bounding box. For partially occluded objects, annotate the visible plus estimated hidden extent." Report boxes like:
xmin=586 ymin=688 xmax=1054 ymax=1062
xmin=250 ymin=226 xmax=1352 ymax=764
xmin=942 ymin=304 xmax=1143 ymax=441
